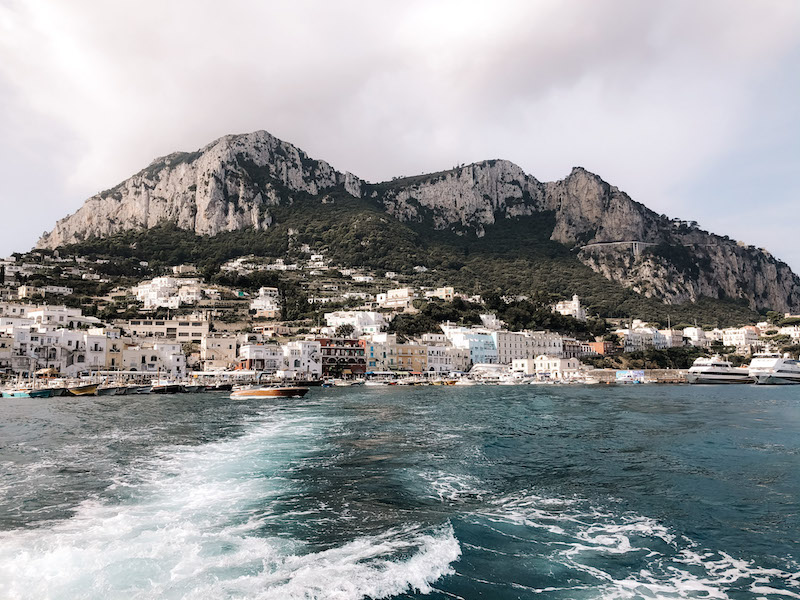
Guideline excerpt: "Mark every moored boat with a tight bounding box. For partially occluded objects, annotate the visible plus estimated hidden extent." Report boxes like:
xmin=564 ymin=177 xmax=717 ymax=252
xmin=67 ymin=383 xmax=98 ymax=396
xmin=748 ymin=353 xmax=800 ymax=385
xmin=686 ymin=356 xmax=753 ymax=384
xmin=230 ymin=386 xmax=309 ymax=399
xmin=2 ymin=388 xmax=53 ymax=398
xmin=150 ymin=380 xmax=184 ymax=394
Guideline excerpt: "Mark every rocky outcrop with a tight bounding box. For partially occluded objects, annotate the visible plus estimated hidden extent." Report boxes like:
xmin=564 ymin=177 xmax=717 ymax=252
xmin=368 ymin=160 xmax=544 ymax=236
xmin=37 ymin=130 xmax=800 ymax=312
xmin=38 ymin=131 xmax=361 ymax=248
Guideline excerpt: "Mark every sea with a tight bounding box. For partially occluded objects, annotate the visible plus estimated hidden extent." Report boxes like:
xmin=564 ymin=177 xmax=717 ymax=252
xmin=0 ymin=384 xmax=798 ymax=599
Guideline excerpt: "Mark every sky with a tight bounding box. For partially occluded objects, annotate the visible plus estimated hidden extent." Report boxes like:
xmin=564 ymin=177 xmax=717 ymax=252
xmin=0 ymin=0 xmax=798 ymax=269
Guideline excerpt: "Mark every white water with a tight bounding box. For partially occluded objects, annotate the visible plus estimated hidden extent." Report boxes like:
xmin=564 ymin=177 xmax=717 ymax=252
xmin=0 ymin=409 xmax=461 ymax=600
xmin=472 ymin=491 xmax=800 ymax=599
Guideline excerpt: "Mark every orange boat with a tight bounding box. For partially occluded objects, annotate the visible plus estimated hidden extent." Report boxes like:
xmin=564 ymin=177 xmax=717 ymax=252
xmin=230 ymin=386 xmax=309 ymax=399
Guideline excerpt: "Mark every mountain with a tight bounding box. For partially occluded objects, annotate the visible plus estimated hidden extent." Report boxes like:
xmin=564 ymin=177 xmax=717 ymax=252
xmin=38 ymin=130 xmax=800 ymax=313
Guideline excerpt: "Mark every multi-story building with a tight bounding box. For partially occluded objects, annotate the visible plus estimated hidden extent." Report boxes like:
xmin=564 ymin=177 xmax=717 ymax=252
xmin=552 ymin=295 xmax=587 ymax=321
xmin=125 ymin=315 xmax=209 ymax=343
xmin=250 ymin=287 xmax=281 ymax=318
xmin=281 ymin=340 xmax=322 ymax=380
xmin=200 ymin=333 xmax=238 ymax=370
xmin=121 ymin=341 xmax=186 ymax=376
xmin=317 ymin=338 xmax=366 ymax=377
xmin=237 ymin=344 xmax=284 ymax=372
xmin=722 ymin=326 xmax=760 ymax=350
xmin=376 ymin=288 xmax=416 ymax=310
xmin=441 ymin=325 xmax=498 ymax=366
xmin=491 ymin=330 xmax=564 ymax=364
xmin=324 ymin=311 xmax=387 ymax=337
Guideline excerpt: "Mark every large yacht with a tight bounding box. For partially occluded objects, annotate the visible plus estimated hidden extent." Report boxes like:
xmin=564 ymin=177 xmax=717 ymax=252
xmin=686 ymin=355 xmax=753 ymax=384
xmin=748 ymin=353 xmax=800 ymax=385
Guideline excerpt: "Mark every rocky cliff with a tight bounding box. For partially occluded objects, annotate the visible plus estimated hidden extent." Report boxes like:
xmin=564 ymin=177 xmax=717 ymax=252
xmin=38 ymin=130 xmax=800 ymax=312
xmin=38 ymin=131 xmax=361 ymax=248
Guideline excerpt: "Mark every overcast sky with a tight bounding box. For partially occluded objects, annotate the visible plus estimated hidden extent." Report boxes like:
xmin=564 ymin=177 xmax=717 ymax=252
xmin=1 ymin=0 xmax=798 ymax=269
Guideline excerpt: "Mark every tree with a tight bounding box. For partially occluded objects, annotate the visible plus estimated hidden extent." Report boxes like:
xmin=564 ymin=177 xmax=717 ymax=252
xmin=335 ymin=323 xmax=355 ymax=338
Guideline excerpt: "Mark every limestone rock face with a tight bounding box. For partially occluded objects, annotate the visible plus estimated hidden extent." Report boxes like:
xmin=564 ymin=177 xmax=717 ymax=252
xmin=37 ymin=130 xmax=361 ymax=248
xmin=371 ymin=160 xmax=544 ymax=235
xmin=37 ymin=130 xmax=800 ymax=312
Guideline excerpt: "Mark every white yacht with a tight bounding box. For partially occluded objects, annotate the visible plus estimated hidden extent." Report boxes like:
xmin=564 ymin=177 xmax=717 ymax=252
xmin=686 ymin=355 xmax=753 ymax=384
xmin=748 ymin=353 xmax=800 ymax=385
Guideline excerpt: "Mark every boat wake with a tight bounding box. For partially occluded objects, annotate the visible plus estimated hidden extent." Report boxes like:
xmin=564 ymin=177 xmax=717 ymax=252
xmin=461 ymin=491 xmax=800 ymax=599
xmin=0 ymin=410 xmax=461 ymax=600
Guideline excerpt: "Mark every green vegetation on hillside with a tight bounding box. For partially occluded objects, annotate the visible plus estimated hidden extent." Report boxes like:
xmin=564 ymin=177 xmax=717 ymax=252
xmin=62 ymin=191 xmax=761 ymax=327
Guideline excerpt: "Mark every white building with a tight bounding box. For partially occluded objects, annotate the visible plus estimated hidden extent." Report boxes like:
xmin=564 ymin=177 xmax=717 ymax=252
xmin=722 ymin=326 xmax=759 ymax=350
xmin=441 ymin=324 xmax=498 ymax=366
xmin=238 ymin=344 xmax=284 ymax=372
xmin=491 ymin=330 xmax=564 ymax=364
xmin=134 ymin=277 xmax=204 ymax=310
xmin=376 ymin=288 xmax=416 ymax=310
xmin=125 ymin=315 xmax=209 ymax=343
xmin=512 ymin=355 xmax=581 ymax=380
xmin=683 ymin=327 xmax=709 ymax=347
xmin=250 ymin=287 xmax=281 ymax=318
xmin=280 ymin=340 xmax=322 ymax=380
xmin=324 ymin=311 xmax=388 ymax=337
xmin=552 ymin=295 xmax=587 ymax=321
xmin=200 ymin=333 xmax=238 ymax=370
xmin=121 ymin=341 xmax=185 ymax=376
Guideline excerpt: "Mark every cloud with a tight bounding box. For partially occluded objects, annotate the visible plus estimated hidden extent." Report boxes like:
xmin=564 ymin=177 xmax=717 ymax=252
xmin=0 ymin=0 xmax=798 ymax=269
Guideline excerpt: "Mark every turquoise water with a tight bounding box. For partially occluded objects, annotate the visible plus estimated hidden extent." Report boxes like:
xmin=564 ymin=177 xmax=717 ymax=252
xmin=0 ymin=385 xmax=798 ymax=599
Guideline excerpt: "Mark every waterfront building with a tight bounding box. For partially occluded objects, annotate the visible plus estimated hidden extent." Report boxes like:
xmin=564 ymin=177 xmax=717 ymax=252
xmin=441 ymin=324 xmax=498 ymax=366
xmin=281 ymin=340 xmax=322 ymax=380
xmin=317 ymin=338 xmax=366 ymax=377
xmin=121 ymin=341 xmax=186 ymax=376
xmin=200 ymin=333 xmax=238 ymax=370
xmin=238 ymin=344 xmax=284 ymax=372
xmin=491 ymin=330 xmax=563 ymax=364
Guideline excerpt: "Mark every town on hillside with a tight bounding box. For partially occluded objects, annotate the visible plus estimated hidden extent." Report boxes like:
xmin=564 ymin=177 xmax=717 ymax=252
xmin=1 ymin=248 xmax=798 ymax=387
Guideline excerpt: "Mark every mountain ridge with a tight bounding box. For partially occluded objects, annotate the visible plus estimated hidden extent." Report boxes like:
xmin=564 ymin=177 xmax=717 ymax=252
xmin=37 ymin=130 xmax=800 ymax=313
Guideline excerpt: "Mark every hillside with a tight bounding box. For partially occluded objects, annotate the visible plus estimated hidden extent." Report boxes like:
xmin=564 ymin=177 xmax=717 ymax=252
xmin=38 ymin=130 xmax=800 ymax=313
xmin=60 ymin=192 xmax=760 ymax=328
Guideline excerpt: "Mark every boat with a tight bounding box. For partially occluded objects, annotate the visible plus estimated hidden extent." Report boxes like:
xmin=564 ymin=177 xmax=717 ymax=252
xmin=128 ymin=385 xmax=152 ymax=394
xmin=1 ymin=388 xmax=53 ymax=398
xmin=230 ymin=386 xmax=309 ymax=399
xmin=748 ymin=353 xmax=800 ymax=385
xmin=150 ymin=380 xmax=184 ymax=394
xmin=66 ymin=383 xmax=98 ymax=396
xmin=182 ymin=383 xmax=206 ymax=393
xmin=205 ymin=382 xmax=233 ymax=392
xmin=686 ymin=355 xmax=753 ymax=384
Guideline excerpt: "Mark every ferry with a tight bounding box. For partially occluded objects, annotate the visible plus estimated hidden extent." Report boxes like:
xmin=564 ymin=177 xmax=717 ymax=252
xmin=748 ymin=353 xmax=800 ymax=385
xmin=686 ymin=355 xmax=753 ymax=384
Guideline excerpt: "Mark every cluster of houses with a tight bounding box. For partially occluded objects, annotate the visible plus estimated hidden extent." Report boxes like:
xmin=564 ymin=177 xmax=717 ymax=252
xmin=1 ymin=249 xmax=796 ymax=383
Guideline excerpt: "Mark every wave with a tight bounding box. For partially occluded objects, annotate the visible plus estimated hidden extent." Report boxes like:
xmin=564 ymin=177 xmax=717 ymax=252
xmin=465 ymin=491 xmax=800 ymax=599
xmin=0 ymin=410 xmax=461 ymax=599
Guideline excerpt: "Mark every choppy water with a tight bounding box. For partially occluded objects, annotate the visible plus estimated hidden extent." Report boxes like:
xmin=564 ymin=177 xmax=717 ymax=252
xmin=0 ymin=385 xmax=798 ymax=599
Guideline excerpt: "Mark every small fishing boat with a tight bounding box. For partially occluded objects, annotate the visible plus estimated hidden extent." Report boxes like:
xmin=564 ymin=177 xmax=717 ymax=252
xmin=2 ymin=388 xmax=53 ymax=398
xmin=230 ymin=386 xmax=309 ymax=399
xmin=66 ymin=383 xmax=98 ymax=396
xmin=150 ymin=380 xmax=184 ymax=394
